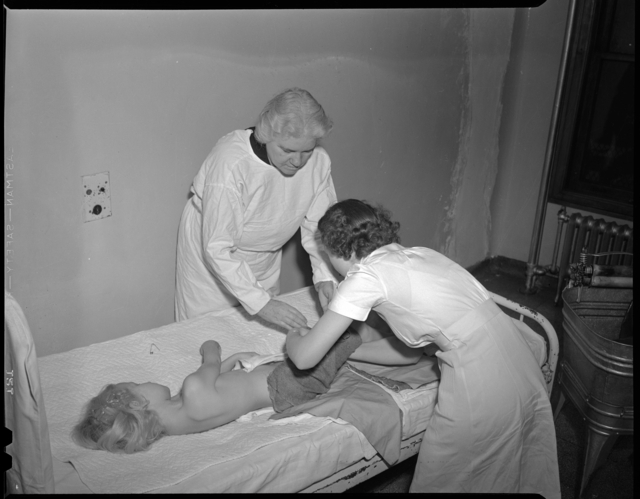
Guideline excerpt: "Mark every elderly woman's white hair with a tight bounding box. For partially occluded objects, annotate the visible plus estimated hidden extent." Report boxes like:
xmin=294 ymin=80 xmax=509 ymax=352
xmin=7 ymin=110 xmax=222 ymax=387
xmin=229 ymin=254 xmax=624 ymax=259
xmin=254 ymin=87 xmax=333 ymax=144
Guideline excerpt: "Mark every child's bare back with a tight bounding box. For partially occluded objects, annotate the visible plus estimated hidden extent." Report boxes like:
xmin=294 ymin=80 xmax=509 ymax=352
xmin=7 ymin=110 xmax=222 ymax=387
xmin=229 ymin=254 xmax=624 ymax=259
xmin=153 ymin=346 xmax=279 ymax=436
xmin=179 ymin=363 xmax=279 ymax=434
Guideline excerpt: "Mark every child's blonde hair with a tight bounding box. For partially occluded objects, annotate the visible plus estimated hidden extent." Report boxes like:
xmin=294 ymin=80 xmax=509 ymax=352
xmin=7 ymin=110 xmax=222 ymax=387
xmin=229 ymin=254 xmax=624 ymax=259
xmin=72 ymin=384 xmax=165 ymax=454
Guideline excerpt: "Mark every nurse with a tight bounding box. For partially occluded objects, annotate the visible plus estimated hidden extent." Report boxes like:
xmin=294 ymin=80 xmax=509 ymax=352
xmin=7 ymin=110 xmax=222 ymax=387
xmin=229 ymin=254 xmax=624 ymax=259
xmin=175 ymin=88 xmax=338 ymax=329
xmin=286 ymin=199 xmax=561 ymax=497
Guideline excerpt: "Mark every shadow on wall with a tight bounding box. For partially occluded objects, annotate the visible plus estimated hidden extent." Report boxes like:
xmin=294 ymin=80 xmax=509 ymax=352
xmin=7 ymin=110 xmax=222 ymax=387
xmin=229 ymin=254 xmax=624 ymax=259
xmin=282 ymin=230 xmax=315 ymax=292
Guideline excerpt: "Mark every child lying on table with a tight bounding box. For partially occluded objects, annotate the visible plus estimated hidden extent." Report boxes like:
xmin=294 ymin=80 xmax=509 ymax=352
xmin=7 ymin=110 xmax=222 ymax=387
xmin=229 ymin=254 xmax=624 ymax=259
xmin=72 ymin=317 xmax=422 ymax=454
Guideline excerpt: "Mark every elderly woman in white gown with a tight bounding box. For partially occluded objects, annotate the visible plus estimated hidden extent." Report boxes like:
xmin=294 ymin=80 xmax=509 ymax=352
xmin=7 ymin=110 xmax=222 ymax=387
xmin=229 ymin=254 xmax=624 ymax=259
xmin=175 ymin=88 xmax=338 ymax=330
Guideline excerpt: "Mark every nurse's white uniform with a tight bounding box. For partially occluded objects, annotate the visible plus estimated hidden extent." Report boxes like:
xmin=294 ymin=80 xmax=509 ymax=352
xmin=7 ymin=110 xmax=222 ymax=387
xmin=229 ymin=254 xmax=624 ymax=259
xmin=328 ymin=243 xmax=561 ymax=497
xmin=175 ymin=129 xmax=337 ymax=321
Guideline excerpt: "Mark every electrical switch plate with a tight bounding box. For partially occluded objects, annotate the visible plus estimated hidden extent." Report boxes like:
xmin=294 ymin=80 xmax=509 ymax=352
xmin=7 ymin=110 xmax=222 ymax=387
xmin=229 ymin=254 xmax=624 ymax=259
xmin=82 ymin=172 xmax=112 ymax=222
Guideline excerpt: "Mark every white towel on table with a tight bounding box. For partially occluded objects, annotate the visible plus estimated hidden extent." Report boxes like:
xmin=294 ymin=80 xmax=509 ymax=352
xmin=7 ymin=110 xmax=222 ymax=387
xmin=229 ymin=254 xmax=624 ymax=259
xmin=236 ymin=352 xmax=287 ymax=372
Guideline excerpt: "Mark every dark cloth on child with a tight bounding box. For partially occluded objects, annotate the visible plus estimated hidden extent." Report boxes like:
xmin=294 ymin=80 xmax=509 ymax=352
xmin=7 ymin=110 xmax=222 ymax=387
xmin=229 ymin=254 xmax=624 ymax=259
xmin=267 ymin=327 xmax=364 ymax=412
xmin=267 ymin=327 xmax=420 ymax=464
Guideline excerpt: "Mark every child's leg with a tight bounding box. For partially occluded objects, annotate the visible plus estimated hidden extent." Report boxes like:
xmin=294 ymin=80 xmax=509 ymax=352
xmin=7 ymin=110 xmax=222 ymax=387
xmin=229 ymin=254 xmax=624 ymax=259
xmin=267 ymin=327 xmax=362 ymax=412
xmin=350 ymin=311 xmax=394 ymax=343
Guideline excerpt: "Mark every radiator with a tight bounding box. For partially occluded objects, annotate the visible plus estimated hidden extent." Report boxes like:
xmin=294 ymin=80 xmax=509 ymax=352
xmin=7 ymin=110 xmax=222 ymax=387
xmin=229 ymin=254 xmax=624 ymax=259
xmin=554 ymin=212 xmax=633 ymax=303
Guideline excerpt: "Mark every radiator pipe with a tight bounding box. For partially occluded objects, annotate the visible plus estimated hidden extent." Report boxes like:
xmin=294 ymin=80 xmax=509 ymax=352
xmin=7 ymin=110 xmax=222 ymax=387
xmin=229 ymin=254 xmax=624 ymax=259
xmin=587 ymin=263 xmax=633 ymax=277
xmin=588 ymin=276 xmax=633 ymax=288
xmin=568 ymin=260 xmax=633 ymax=289
xmin=521 ymin=0 xmax=577 ymax=295
xmin=549 ymin=206 xmax=569 ymax=274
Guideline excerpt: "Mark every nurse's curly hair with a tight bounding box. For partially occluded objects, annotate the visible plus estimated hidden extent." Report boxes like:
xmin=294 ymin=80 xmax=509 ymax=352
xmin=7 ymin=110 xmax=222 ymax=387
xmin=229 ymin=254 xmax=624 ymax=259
xmin=72 ymin=384 xmax=165 ymax=454
xmin=318 ymin=199 xmax=401 ymax=260
xmin=254 ymin=87 xmax=333 ymax=143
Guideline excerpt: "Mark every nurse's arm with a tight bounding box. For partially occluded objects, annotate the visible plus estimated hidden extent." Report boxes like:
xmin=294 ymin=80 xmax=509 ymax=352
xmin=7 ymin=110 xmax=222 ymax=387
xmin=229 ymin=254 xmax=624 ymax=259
xmin=286 ymin=310 xmax=353 ymax=370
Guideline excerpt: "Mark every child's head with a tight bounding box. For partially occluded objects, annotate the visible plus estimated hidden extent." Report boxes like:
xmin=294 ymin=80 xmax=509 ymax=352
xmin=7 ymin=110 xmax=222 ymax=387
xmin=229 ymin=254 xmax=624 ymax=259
xmin=318 ymin=199 xmax=400 ymax=260
xmin=72 ymin=383 xmax=165 ymax=454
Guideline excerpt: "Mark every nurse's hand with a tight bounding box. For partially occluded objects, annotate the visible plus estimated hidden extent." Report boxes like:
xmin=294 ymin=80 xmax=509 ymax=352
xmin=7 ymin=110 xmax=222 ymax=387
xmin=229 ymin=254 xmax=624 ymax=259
xmin=257 ymin=299 xmax=309 ymax=330
xmin=315 ymin=281 xmax=336 ymax=311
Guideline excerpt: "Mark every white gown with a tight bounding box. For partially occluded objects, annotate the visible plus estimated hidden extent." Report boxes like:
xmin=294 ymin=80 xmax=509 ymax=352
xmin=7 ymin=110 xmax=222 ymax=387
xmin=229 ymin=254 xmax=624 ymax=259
xmin=175 ymin=129 xmax=337 ymax=321
xmin=328 ymin=244 xmax=561 ymax=497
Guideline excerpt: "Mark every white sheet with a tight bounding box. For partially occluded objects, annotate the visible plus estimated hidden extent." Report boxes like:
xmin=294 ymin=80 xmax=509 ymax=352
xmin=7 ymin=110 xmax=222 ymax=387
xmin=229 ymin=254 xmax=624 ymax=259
xmin=38 ymin=287 xmax=437 ymax=494
xmin=5 ymin=291 xmax=54 ymax=494
xmin=52 ymin=416 xmax=379 ymax=494
xmin=51 ymin=383 xmax=440 ymax=494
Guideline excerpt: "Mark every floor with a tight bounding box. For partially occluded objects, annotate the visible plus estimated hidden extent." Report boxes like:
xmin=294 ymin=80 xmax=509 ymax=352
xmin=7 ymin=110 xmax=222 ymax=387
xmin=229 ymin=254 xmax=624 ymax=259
xmin=346 ymin=257 xmax=634 ymax=497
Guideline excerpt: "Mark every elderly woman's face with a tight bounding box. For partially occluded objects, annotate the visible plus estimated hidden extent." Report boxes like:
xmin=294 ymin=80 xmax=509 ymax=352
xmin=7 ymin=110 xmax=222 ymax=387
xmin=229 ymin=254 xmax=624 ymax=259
xmin=266 ymin=135 xmax=317 ymax=176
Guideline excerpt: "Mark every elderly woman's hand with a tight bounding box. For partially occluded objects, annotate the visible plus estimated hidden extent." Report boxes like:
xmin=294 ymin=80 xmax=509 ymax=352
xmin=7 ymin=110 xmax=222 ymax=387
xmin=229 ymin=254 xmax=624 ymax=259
xmin=257 ymin=299 xmax=308 ymax=330
xmin=315 ymin=281 xmax=336 ymax=311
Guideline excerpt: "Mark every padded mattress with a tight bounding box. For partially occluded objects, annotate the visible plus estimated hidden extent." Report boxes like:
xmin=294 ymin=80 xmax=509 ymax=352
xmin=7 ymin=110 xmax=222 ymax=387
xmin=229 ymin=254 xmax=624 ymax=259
xmin=39 ymin=287 xmax=439 ymax=493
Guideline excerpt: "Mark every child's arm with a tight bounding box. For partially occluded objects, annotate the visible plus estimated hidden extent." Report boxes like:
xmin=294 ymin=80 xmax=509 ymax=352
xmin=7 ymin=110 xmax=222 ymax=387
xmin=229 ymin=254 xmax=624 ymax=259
xmin=220 ymin=352 xmax=259 ymax=373
xmin=286 ymin=310 xmax=353 ymax=370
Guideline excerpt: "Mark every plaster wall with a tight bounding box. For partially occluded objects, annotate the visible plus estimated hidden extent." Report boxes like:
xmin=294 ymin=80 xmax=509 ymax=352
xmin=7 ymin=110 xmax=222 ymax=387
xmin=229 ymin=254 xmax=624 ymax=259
xmin=5 ymin=7 xmax=567 ymax=356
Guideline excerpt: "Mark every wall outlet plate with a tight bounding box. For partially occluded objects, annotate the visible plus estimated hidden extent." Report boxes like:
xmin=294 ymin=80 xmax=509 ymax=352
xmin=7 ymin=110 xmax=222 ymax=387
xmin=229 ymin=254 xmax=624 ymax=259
xmin=82 ymin=172 xmax=112 ymax=222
